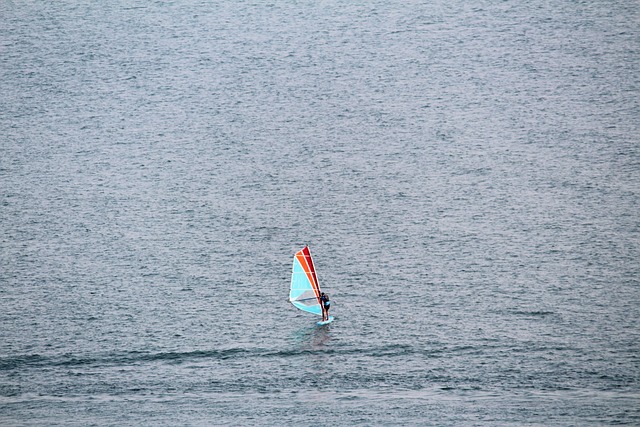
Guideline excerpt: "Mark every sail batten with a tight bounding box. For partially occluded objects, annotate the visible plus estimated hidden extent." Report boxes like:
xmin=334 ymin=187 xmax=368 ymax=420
xmin=289 ymin=246 xmax=323 ymax=316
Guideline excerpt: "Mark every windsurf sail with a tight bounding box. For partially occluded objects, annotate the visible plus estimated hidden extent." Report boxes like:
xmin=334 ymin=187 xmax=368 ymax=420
xmin=289 ymin=245 xmax=322 ymax=316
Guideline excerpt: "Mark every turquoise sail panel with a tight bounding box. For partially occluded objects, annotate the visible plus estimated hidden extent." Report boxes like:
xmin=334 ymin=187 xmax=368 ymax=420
xmin=290 ymin=249 xmax=322 ymax=316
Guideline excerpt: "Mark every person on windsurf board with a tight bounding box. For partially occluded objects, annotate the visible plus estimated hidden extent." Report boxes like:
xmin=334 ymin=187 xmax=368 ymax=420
xmin=320 ymin=292 xmax=330 ymax=322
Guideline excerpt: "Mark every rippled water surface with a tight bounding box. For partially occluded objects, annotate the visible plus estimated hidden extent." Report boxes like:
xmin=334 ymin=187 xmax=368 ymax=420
xmin=1 ymin=0 xmax=639 ymax=425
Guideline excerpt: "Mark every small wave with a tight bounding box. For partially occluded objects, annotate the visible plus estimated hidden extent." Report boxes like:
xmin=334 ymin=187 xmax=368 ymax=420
xmin=262 ymin=343 xmax=415 ymax=359
xmin=1 ymin=344 xmax=421 ymax=371
xmin=508 ymin=310 xmax=555 ymax=317
xmin=0 ymin=348 xmax=252 ymax=371
xmin=0 ymin=354 xmax=45 ymax=371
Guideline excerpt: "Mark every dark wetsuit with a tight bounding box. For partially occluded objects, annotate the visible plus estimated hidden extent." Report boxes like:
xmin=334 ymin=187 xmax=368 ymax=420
xmin=320 ymin=294 xmax=330 ymax=313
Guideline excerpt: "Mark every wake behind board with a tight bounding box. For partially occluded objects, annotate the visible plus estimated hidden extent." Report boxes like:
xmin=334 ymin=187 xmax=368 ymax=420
xmin=317 ymin=316 xmax=334 ymax=326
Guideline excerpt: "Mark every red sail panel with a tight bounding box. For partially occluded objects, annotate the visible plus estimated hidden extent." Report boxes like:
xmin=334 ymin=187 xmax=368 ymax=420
xmin=302 ymin=246 xmax=319 ymax=289
xmin=296 ymin=246 xmax=320 ymax=300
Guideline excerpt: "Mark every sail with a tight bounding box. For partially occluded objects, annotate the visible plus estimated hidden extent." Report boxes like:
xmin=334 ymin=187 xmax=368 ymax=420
xmin=289 ymin=246 xmax=322 ymax=316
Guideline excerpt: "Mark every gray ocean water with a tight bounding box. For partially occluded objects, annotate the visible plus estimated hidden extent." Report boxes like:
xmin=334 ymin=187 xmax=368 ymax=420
xmin=1 ymin=0 xmax=639 ymax=425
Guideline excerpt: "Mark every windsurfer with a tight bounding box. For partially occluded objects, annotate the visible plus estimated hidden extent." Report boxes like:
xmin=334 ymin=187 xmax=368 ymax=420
xmin=320 ymin=292 xmax=330 ymax=321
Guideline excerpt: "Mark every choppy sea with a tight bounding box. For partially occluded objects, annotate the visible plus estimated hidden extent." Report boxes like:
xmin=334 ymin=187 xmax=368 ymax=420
xmin=1 ymin=1 xmax=639 ymax=425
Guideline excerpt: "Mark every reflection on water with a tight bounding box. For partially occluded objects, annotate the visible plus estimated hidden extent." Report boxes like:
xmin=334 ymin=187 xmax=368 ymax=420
xmin=291 ymin=322 xmax=332 ymax=352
